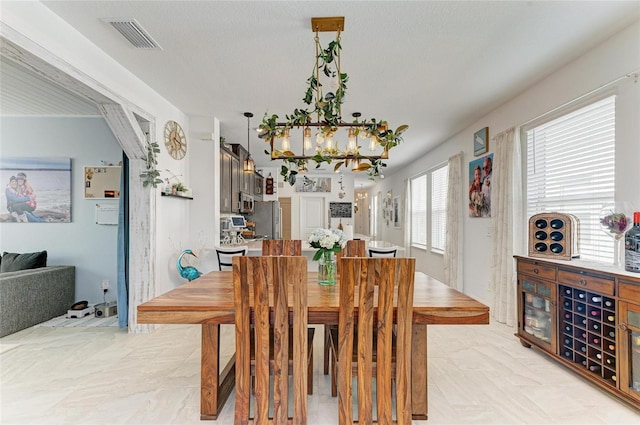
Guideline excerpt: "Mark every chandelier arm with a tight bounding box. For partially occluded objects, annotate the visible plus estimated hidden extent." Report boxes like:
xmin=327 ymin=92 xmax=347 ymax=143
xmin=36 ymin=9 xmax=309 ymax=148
xmin=315 ymin=31 xmax=321 ymax=123
xmin=336 ymin=28 xmax=342 ymax=119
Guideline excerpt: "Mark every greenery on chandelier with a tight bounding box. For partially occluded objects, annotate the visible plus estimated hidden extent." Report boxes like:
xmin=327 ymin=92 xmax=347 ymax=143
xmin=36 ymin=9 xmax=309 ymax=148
xmin=258 ymin=31 xmax=408 ymax=185
xmin=140 ymin=139 xmax=163 ymax=188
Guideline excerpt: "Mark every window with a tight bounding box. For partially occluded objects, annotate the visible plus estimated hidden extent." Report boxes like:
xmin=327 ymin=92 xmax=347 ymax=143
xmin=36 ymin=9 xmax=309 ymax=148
xmin=525 ymin=95 xmax=616 ymax=262
xmin=409 ymin=164 xmax=449 ymax=251
xmin=410 ymin=174 xmax=427 ymax=247
xmin=430 ymin=164 xmax=449 ymax=252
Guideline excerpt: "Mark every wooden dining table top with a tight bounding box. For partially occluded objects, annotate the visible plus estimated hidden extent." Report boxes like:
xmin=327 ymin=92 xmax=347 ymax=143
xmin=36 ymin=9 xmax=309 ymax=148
xmin=137 ymin=270 xmax=490 ymax=326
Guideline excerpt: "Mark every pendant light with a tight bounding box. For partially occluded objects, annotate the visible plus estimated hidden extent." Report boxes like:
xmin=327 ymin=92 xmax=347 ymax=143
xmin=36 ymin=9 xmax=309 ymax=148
xmin=243 ymin=112 xmax=255 ymax=173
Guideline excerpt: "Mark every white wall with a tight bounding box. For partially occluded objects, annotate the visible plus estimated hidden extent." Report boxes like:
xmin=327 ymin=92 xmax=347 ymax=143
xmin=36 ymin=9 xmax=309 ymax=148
xmin=0 ymin=117 xmax=121 ymax=304
xmin=374 ymin=20 xmax=640 ymax=306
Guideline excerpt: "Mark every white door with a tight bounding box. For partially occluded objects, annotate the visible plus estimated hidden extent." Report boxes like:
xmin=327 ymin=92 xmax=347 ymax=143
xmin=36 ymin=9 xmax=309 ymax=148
xmin=300 ymin=197 xmax=325 ymax=240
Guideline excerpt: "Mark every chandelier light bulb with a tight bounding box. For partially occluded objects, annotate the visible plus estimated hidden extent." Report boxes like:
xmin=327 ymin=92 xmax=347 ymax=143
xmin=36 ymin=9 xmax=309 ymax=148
xmin=282 ymin=128 xmax=291 ymax=151
xmin=303 ymin=127 xmax=312 ymax=151
xmin=347 ymin=128 xmax=357 ymax=153
xmin=326 ymin=132 xmax=335 ymax=150
xmin=369 ymin=135 xmax=377 ymax=152
xmin=315 ymin=132 xmax=325 ymax=145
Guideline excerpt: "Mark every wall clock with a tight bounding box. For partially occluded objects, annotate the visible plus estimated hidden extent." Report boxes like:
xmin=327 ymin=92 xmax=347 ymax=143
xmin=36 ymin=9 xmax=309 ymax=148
xmin=164 ymin=120 xmax=187 ymax=160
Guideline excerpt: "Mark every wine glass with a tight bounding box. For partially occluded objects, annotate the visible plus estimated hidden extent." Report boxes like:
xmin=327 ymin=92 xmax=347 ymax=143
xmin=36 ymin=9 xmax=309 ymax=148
xmin=599 ymin=201 xmax=634 ymax=267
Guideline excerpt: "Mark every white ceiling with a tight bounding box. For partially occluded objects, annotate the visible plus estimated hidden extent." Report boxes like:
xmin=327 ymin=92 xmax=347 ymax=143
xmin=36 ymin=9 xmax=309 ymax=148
xmin=4 ymin=1 xmax=639 ymax=182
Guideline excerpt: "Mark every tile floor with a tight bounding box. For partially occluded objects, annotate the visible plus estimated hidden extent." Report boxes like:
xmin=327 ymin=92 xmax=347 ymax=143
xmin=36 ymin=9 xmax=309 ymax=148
xmin=1 ymin=320 xmax=639 ymax=424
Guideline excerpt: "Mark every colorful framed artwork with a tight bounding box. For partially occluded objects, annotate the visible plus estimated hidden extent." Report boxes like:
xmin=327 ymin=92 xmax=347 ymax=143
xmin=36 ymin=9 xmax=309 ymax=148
xmin=0 ymin=157 xmax=72 ymax=223
xmin=468 ymin=153 xmax=493 ymax=218
xmin=473 ymin=127 xmax=489 ymax=156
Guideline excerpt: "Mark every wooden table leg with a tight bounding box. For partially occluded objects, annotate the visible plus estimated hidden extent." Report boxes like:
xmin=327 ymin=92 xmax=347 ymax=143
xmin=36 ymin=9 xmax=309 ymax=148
xmin=200 ymin=324 xmax=236 ymax=420
xmin=411 ymin=324 xmax=428 ymax=420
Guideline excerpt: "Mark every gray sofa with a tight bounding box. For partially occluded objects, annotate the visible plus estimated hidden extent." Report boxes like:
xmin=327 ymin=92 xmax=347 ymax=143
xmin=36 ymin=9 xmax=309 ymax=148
xmin=0 ymin=266 xmax=75 ymax=337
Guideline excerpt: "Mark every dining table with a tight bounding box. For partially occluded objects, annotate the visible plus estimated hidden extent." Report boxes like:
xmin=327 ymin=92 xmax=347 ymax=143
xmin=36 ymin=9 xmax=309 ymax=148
xmin=137 ymin=270 xmax=490 ymax=420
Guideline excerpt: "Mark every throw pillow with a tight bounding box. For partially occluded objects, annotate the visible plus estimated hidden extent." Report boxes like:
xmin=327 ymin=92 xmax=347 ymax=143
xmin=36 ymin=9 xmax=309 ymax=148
xmin=0 ymin=251 xmax=47 ymax=272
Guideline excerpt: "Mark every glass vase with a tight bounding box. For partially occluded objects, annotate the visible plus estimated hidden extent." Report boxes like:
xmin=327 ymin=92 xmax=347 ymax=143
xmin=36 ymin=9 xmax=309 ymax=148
xmin=318 ymin=251 xmax=337 ymax=286
xmin=599 ymin=201 xmax=634 ymax=268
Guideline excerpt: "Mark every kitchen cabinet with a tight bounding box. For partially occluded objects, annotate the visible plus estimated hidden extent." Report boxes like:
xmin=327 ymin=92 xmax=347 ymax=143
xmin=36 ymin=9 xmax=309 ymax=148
xmin=220 ymin=147 xmax=239 ymax=213
xmin=515 ymin=256 xmax=640 ymax=410
xmin=254 ymin=172 xmax=264 ymax=201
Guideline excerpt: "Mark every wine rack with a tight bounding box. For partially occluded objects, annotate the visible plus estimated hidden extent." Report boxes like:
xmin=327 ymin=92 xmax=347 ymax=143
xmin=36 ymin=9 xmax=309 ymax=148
xmin=559 ymin=285 xmax=617 ymax=385
xmin=528 ymin=212 xmax=579 ymax=260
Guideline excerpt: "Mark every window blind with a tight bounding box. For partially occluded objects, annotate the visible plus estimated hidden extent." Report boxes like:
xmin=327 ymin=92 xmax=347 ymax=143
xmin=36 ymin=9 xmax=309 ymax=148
xmin=526 ymin=95 xmax=616 ymax=262
xmin=411 ymin=174 xmax=427 ymax=247
xmin=431 ymin=164 xmax=449 ymax=252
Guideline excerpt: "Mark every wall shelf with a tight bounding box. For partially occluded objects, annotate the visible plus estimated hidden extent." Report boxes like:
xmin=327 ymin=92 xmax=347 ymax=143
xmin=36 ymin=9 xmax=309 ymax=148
xmin=161 ymin=192 xmax=193 ymax=200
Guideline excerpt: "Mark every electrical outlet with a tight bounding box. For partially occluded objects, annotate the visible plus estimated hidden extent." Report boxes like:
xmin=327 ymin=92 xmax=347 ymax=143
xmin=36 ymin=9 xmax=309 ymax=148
xmin=101 ymin=280 xmax=110 ymax=290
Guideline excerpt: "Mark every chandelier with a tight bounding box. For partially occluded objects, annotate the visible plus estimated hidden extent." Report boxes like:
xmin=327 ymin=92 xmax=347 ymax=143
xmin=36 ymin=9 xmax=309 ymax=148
xmin=258 ymin=17 xmax=408 ymax=185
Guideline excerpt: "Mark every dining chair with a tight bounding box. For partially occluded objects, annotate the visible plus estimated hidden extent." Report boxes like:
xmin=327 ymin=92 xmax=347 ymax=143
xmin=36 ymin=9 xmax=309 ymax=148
xmin=261 ymin=239 xmax=302 ymax=256
xmin=368 ymin=246 xmax=398 ymax=257
xmin=233 ymin=255 xmax=313 ymax=425
xmin=215 ymin=245 xmax=248 ymax=271
xmin=330 ymin=257 xmax=415 ymax=425
xmin=324 ymin=239 xmax=367 ymax=375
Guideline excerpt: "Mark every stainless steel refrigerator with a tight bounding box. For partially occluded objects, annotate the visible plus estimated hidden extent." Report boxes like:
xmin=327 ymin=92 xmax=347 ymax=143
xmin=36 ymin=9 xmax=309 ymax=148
xmin=251 ymin=201 xmax=281 ymax=240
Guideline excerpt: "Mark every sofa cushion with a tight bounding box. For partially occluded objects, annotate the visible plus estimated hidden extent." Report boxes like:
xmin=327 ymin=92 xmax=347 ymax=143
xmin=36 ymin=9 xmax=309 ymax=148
xmin=0 ymin=251 xmax=47 ymax=272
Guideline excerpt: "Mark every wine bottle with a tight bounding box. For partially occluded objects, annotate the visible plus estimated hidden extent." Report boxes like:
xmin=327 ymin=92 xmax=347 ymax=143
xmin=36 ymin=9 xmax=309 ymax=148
xmin=609 ymin=330 xmax=615 ymax=338
xmin=578 ymin=293 xmax=585 ymax=300
xmin=564 ymin=350 xmax=572 ymax=358
xmin=596 ymin=353 xmax=602 ymax=359
xmin=589 ymin=365 xmax=601 ymax=373
xmin=581 ymin=332 xmax=587 ymax=339
xmin=564 ymin=300 xmax=572 ymax=308
xmin=564 ymin=337 xmax=572 ymax=346
xmin=612 ymin=374 xmax=617 ymax=382
xmin=576 ymin=304 xmax=585 ymax=312
xmin=608 ymin=344 xmax=615 ymax=351
xmin=565 ymin=325 xmax=572 ymax=332
xmin=592 ymin=337 xmax=600 ymax=345
xmin=581 ymin=318 xmax=587 ymax=326
xmin=564 ymin=288 xmax=572 ymax=296
xmin=580 ymin=345 xmax=587 ymax=353
xmin=591 ymin=296 xmax=602 ymax=303
xmin=591 ymin=323 xmax=599 ymax=331
xmin=606 ymin=315 xmax=615 ymax=322
xmin=606 ymin=358 xmax=615 ymax=366
xmin=590 ymin=310 xmax=601 ymax=317
xmin=564 ymin=313 xmax=571 ymax=320
xmin=625 ymin=211 xmax=640 ymax=272
xmin=604 ymin=300 xmax=613 ymax=308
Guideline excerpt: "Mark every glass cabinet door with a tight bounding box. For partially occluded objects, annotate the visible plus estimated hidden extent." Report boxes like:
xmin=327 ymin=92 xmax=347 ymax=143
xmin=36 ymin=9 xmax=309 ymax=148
xmin=519 ymin=278 xmax=556 ymax=352
xmin=619 ymin=301 xmax=640 ymax=402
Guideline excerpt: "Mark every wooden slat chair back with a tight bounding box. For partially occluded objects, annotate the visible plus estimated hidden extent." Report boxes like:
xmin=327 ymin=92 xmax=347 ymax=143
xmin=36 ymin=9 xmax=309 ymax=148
xmin=336 ymin=258 xmax=415 ymax=425
xmin=262 ymin=239 xmax=302 ymax=256
xmin=325 ymin=239 xmax=367 ymax=375
xmin=233 ymin=256 xmax=310 ymax=425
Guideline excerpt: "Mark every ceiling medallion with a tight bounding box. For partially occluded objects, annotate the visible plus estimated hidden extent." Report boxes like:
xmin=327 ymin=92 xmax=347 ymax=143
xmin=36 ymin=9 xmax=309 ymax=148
xmin=258 ymin=16 xmax=408 ymax=185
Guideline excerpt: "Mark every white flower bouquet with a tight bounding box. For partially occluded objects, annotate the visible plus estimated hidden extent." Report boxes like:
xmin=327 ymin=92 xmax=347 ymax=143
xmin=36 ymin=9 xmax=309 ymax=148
xmin=308 ymin=228 xmax=347 ymax=261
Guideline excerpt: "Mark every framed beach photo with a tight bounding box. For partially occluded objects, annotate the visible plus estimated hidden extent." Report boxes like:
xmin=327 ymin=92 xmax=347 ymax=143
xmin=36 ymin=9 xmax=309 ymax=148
xmin=473 ymin=127 xmax=489 ymax=156
xmin=0 ymin=157 xmax=71 ymax=223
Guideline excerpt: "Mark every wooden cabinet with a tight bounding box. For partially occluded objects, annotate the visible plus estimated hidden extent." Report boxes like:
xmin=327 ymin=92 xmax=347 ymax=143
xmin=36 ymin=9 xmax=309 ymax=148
xmin=254 ymin=172 xmax=264 ymax=201
xmin=517 ymin=260 xmax=557 ymax=353
xmin=220 ymin=147 xmax=239 ymax=213
xmin=619 ymin=280 xmax=640 ymax=403
xmin=515 ymin=256 xmax=640 ymax=410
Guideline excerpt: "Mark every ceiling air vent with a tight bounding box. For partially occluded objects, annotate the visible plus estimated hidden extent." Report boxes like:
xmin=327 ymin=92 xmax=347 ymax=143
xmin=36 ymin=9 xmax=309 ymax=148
xmin=102 ymin=18 xmax=162 ymax=50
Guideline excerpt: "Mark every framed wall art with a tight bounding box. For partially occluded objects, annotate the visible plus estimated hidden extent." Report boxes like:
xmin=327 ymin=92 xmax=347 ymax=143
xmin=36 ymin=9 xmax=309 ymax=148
xmin=473 ymin=127 xmax=489 ymax=156
xmin=393 ymin=196 xmax=402 ymax=228
xmin=0 ymin=157 xmax=71 ymax=223
xmin=84 ymin=166 xmax=121 ymax=199
xmin=294 ymin=176 xmax=331 ymax=193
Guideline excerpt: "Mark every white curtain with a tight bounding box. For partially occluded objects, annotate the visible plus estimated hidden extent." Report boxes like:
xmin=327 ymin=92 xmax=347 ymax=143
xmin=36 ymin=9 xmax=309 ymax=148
xmin=489 ymin=127 xmax=524 ymax=326
xmin=444 ymin=152 xmax=463 ymax=290
xmin=403 ymin=178 xmax=412 ymax=256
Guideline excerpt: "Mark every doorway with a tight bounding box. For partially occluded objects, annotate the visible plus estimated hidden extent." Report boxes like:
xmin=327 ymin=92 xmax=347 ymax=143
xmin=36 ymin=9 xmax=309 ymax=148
xmin=280 ymin=197 xmax=292 ymax=240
